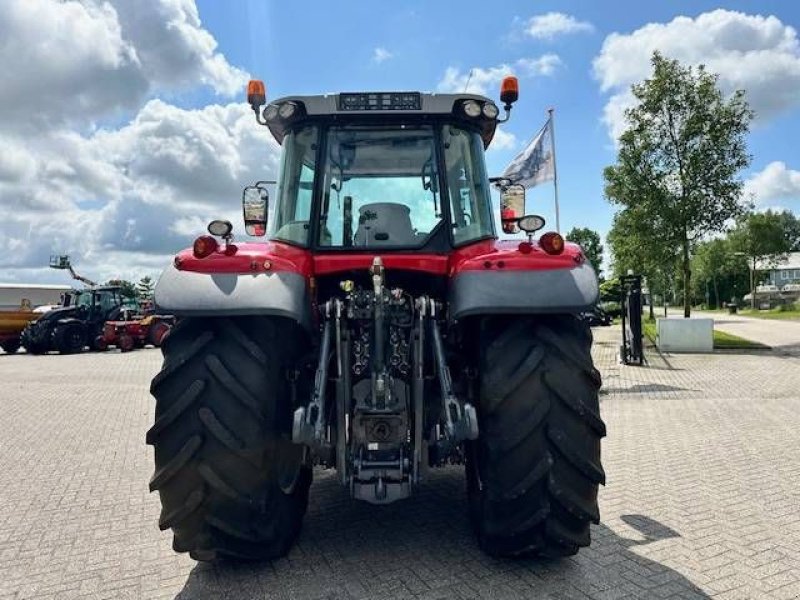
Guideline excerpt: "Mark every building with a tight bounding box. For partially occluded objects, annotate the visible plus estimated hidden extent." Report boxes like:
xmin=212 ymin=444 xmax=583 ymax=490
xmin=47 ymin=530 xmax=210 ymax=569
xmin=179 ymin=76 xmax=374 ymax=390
xmin=759 ymin=252 xmax=800 ymax=290
xmin=0 ymin=283 xmax=72 ymax=311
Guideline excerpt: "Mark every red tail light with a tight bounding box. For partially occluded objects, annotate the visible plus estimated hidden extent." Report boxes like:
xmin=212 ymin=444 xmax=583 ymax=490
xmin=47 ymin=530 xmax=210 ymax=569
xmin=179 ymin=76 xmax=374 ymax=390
xmin=539 ymin=232 xmax=564 ymax=255
xmin=193 ymin=235 xmax=218 ymax=258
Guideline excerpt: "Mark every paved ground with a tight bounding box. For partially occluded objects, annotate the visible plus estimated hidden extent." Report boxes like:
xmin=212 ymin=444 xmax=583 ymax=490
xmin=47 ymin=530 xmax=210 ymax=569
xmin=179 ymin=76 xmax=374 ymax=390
xmin=694 ymin=312 xmax=800 ymax=356
xmin=1 ymin=327 xmax=799 ymax=599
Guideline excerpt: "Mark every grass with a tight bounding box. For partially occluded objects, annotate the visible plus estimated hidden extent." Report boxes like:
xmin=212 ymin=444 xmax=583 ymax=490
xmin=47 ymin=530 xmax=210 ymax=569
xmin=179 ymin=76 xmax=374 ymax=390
xmin=733 ymin=307 xmax=800 ymax=321
xmin=712 ymin=329 xmax=770 ymax=350
xmin=642 ymin=319 xmax=657 ymax=345
xmin=695 ymin=304 xmax=800 ymax=321
xmin=641 ymin=317 xmax=768 ymax=350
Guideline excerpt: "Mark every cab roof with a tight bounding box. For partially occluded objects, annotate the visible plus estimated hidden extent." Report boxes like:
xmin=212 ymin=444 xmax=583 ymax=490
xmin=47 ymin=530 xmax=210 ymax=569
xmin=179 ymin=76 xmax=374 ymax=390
xmin=264 ymin=92 xmax=499 ymax=148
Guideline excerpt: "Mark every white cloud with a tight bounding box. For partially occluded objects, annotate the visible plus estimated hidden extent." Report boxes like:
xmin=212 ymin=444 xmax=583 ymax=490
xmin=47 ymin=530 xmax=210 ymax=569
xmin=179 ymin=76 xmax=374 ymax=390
xmin=516 ymin=55 xmax=563 ymax=77
xmin=437 ymin=54 xmax=562 ymax=96
xmin=0 ymin=101 xmax=280 ymax=281
xmin=0 ymin=1 xmax=270 ymax=284
xmin=525 ymin=12 xmax=594 ymax=40
xmin=107 ymin=0 xmax=248 ymax=95
xmin=0 ymin=0 xmax=247 ymax=131
xmin=372 ymin=47 xmax=393 ymax=64
xmin=594 ymin=10 xmax=800 ymax=142
xmin=743 ymin=162 xmax=800 ymax=206
xmin=0 ymin=0 xmax=146 ymax=129
xmin=488 ymin=128 xmax=517 ymax=152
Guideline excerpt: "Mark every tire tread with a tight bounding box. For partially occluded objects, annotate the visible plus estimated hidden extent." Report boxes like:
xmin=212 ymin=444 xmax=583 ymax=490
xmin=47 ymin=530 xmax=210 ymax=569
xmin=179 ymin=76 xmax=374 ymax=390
xmin=468 ymin=315 xmax=605 ymax=558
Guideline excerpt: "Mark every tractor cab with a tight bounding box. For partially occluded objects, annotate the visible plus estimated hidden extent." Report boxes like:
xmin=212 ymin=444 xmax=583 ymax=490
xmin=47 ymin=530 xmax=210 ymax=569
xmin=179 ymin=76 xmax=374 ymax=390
xmin=242 ymin=80 xmax=522 ymax=252
xmin=71 ymin=287 xmax=125 ymax=317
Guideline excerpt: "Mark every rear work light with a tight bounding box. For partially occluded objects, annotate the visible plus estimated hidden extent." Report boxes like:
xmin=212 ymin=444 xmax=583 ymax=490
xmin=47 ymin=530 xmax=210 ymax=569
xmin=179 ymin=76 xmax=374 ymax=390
xmin=193 ymin=235 xmax=218 ymax=258
xmin=539 ymin=232 xmax=565 ymax=255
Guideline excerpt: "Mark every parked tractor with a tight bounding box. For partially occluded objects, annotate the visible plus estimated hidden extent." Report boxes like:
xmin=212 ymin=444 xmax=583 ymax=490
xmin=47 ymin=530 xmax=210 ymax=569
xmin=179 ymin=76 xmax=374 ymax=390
xmin=102 ymin=314 xmax=174 ymax=351
xmin=147 ymin=78 xmax=605 ymax=562
xmin=21 ymin=287 xmax=131 ymax=354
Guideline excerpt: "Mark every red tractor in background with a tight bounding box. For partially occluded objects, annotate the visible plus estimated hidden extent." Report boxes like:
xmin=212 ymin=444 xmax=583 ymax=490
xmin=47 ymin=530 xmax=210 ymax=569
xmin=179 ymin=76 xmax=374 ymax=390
xmin=101 ymin=314 xmax=173 ymax=352
xmin=147 ymin=77 xmax=605 ymax=562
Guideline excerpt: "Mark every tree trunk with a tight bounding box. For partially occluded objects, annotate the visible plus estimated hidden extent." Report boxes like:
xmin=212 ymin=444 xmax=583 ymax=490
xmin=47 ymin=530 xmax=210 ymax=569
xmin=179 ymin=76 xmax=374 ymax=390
xmin=682 ymin=237 xmax=691 ymax=318
xmin=750 ymin=256 xmax=756 ymax=310
xmin=712 ymin=275 xmax=719 ymax=309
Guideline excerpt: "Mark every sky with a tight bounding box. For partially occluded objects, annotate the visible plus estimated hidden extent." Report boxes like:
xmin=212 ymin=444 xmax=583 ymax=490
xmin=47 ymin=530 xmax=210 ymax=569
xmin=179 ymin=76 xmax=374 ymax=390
xmin=1 ymin=0 xmax=800 ymax=284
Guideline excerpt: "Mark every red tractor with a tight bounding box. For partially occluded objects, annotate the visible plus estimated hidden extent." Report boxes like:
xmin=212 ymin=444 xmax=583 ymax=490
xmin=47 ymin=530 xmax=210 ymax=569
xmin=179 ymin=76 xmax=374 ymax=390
xmin=102 ymin=314 xmax=173 ymax=352
xmin=147 ymin=77 xmax=605 ymax=562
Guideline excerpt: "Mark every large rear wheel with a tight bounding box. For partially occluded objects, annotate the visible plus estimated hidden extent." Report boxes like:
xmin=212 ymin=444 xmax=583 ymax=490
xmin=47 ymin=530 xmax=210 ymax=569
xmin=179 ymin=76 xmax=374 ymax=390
xmin=148 ymin=316 xmax=312 ymax=561
xmin=52 ymin=322 xmax=86 ymax=354
xmin=466 ymin=315 xmax=606 ymax=558
xmin=1 ymin=339 xmax=20 ymax=354
xmin=147 ymin=321 xmax=171 ymax=347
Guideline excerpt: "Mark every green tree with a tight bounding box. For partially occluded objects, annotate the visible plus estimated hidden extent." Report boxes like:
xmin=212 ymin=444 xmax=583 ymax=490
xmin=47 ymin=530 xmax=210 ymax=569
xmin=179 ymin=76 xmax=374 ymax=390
xmin=776 ymin=210 xmax=800 ymax=252
xmin=606 ymin=205 xmax=679 ymax=319
xmin=692 ymin=238 xmax=730 ymax=308
xmin=604 ymin=52 xmax=752 ymax=317
xmin=106 ymin=279 xmax=137 ymax=299
xmin=599 ymin=278 xmax=622 ymax=302
xmin=137 ymin=276 xmax=155 ymax=301
xmin=730 ymin=210 xmax=791 ymax=308
xmin=565 ymin=227 xmax=604 ymax=277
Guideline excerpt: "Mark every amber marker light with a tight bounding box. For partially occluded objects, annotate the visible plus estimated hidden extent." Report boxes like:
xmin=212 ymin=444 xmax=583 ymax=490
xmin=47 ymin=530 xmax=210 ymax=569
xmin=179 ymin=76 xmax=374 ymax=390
xmin=539 ymin=232 xmax=565 ymax=255
xmin=500 ymin=76 xmax=519 ymax=106
xmin=247 ymin=79 xmax=266 ymax=109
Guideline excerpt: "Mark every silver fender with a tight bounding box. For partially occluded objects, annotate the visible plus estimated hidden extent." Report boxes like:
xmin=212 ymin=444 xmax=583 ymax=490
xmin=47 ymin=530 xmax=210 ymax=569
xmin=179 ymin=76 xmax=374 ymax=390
xmin=448 ymin=262 xmax=599 ymax=320
xmin=154 ymin=263 xmax=312 ymax=330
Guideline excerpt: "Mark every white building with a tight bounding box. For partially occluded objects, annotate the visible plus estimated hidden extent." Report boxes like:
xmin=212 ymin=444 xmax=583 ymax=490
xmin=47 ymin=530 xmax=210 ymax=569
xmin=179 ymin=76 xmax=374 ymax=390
xmin=0 ymin=283 xmax=72 ymax=311
xmin=756 ymin=252 xmax=800 ymax=289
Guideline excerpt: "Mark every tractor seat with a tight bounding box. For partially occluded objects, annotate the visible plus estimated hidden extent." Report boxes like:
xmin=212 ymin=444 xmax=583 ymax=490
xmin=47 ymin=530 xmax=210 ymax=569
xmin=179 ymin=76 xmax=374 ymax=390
xmin=353 ymin=203 xmax=416 ymax=247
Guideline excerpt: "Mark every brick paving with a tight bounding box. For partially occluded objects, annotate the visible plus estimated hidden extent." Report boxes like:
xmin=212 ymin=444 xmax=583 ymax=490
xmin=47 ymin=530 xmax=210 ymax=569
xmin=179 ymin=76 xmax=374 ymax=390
xmin=0 ymin=327 xmax=799 ymax=599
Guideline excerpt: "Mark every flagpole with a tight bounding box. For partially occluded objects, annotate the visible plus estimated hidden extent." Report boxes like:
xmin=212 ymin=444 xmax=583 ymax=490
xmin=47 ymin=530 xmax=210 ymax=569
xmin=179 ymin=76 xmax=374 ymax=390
xmin=548 ymin=107 xmax=560 ymax=233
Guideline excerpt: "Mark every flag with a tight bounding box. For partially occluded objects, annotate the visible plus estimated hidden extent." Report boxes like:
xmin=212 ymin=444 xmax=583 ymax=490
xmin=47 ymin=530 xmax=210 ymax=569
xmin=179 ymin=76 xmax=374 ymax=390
xmin=501 ymin=118 xmax=555 ymax=189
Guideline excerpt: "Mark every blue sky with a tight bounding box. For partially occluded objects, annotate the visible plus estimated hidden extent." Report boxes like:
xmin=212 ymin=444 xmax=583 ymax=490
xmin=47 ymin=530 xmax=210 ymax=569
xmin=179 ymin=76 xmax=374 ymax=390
xmin=1 ymin=0 xmax=799 ymax=283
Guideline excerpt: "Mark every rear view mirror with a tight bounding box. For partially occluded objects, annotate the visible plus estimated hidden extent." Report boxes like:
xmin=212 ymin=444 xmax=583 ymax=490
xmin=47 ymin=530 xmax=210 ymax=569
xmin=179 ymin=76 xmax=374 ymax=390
xmin=242 ymin=183 xmax=269 ymax=236
xmin=500 ymin=184 xmax=525 ymax=234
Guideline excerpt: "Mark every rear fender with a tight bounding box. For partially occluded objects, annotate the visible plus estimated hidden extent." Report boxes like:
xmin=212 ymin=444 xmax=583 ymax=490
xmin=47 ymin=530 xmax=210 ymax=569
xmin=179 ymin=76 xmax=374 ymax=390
xmin=448 ymin=240 xmax=599 ymax=320
xmin=154 ymin=243 xmax=313 ymax=331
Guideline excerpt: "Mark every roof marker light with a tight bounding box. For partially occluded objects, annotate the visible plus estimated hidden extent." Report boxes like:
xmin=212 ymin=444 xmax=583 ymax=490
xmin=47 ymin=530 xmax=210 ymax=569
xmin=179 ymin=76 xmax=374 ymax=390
xmin=247 ymin=80 xmax=266 ymax=110
xmin=500 ymin=76 xmax=519 ymax=106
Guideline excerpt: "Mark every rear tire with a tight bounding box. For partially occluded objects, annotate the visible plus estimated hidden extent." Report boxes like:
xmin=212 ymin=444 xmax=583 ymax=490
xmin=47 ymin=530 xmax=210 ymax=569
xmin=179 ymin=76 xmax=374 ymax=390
xmin=118 ymin=334 xmax=135 ymax=352
xmin=466 ymin=315 xmax=606 ymax=558
xmin=147 ymin=317 xmax=312 ymax=561
xmin=21 ymin=325 xmax=47 ymax=354
xmin=148 ymin=321 xmax=170 ymax=347
xmin=1 ymin=339 xmax=20 ymax=354
xmin=53 ymin=322 xmax=86 ymax=354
